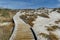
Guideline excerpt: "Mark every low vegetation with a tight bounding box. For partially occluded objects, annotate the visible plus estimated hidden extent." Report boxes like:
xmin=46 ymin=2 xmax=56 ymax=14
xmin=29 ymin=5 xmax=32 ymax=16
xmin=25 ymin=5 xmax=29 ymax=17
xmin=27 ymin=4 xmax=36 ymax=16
xmin=38 ymin=13 xmax=49 ymax=18
xmin=0 ymin=22 xmax=14 ymax=40
xmin=20 ymin=13 xmax=37 ymax=26
xmin=0 ymin=8 xmax=18 ymax=40
xmin=0 ymin=8 xmax=60 ymax=40
xmin=47 ymin=25 xmax=59 ymax=31
xmin=51 ymin=8 xmax=60 ymax=13
xmin=39 ymin=32 xmax=58 ymax=40
xmin=55 ymin=20 xmax=60 ymax=24
xmin=48 ymin=32 xmax=58 ymax=40
xmin=39 ymin=33 xmax=48 ymax=38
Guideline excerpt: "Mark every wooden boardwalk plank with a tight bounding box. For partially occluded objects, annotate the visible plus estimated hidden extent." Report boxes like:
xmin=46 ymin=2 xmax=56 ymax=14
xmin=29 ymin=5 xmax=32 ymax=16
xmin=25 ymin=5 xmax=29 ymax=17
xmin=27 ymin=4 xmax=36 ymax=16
xmin=9 ymin=12 xmax=34 ymax=40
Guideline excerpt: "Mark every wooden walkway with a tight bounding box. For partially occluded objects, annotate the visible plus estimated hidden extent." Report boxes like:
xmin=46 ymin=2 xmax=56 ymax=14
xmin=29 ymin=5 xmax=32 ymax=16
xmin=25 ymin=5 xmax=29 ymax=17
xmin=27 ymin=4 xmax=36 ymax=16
xmin=9 ymin=12 xmax=34 ymax=40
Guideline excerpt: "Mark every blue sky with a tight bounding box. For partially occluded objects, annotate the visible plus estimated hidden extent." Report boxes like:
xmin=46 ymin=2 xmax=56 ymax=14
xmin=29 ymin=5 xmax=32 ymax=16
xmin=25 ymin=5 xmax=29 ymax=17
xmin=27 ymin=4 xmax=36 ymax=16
xmin=0 ymin=0 xmax=60 ymax=9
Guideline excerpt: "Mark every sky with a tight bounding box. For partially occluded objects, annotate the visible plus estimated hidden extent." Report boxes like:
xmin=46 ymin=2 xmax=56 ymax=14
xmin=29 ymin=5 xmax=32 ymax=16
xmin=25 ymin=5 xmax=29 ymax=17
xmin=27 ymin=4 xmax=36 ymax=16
xmin=0 ymin=0 xmax=60 ymax=9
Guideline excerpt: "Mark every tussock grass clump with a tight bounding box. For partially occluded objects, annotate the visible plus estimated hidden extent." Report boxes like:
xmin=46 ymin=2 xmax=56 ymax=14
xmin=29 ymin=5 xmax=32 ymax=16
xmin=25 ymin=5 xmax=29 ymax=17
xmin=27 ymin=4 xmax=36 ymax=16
xmin=48 ymin=32 xmax=58 ymax=40
xmin=52 ymin=8 xmax=57 ymax=11
xmin=55 ymin=20 xmax=60 ymax=24
xmin=57 ymin=11 xmax=60 ymax=13
xmin=47 ymin=25 xmax=59 ymax=31
xmin=20 ymin=14 xmax=37 ymax=26
xmin=0 ymin=22 xmax=14 ymax=40
xmin=57 ymin=8 xmax=60 ymax=13
xmin=51 ymin=8 xmax=60 ymax=13
xmin=39 ymin=33 xmax=48 ymax=38
xmin=0 ymin=9 xmax=18 ymax=23
xmin=0 ymin=17 xmax=13 ymax=23
xmin=38 ymin=13 xmax=49 ymax=18
xmin=38 ymin=32 xmax=58 ymax=40
xmin=1 ymin=12 xmax=10 ymax=17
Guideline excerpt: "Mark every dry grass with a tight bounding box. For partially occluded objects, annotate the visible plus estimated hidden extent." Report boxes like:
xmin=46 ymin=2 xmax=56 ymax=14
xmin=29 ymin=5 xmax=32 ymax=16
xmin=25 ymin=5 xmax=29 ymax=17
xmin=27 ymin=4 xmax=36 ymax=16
xmin=38 ymin=13 xmax=49 ymax=18
xmin=0 ymin=17 xmax=13 ymax=23
xmin=52 ymin=8 xmax=57 ymax=11
xmin=0 ymin=9 xmax=18 ymax=23
xmin=20 ymin=14 xmax=37 ymax=27
xmin=48 ymin=32 xmax=58 ymax=40
xmin=38 ymin=32 xmax=59 ymax=40
xmin=47 ymin=25 xmax=59 ymax=31
xmin=57 ymin=8 xmax=60 ymax=13
xmin=20 ymin=10 xmax=50 ymax=27
xmin=20 ymin=12 xmax=49 ymax=27
xmin=51 ymin=8 xmax=60 ymax=13
xmin=55 ymin=20 xmax=60 ymax=24
xmin=39 ymin=33 xmax=48 ymax=38
xmin=0 ymin=9 xmax=17 ymax=40
xmin=0 ymin=22 xmax=14 ymax=40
